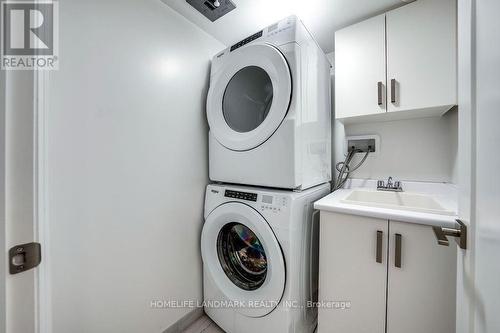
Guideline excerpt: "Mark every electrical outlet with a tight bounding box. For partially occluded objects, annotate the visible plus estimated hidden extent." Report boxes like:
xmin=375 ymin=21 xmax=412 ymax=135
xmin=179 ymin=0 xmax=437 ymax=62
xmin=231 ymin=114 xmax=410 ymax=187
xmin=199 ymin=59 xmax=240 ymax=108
xmin=344 ymin=135 xmax=380 ymax=156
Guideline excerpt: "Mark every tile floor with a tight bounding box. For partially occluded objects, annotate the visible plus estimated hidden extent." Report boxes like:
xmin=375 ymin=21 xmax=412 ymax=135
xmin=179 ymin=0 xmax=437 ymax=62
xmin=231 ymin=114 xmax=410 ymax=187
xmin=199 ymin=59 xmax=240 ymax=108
xmin=181 ymin=315 xmax=318 ymax=333
xmin=181 ymin=315 xmax=224 ymax=333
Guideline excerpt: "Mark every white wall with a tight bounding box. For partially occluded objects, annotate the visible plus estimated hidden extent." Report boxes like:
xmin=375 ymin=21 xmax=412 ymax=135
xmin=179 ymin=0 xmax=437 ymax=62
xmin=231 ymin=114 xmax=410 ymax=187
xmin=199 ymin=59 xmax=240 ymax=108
xmin=44 ymin=1 xmax=224 ymax=332
xmin=342 ymin=112 xmax=458 ymax=183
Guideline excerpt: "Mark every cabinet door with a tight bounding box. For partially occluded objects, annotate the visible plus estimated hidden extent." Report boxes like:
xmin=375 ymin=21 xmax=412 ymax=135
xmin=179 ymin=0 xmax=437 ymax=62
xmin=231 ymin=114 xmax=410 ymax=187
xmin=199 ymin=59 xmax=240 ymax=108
xmin=386 ymin=0 xmax=457 ymax=113
xmin=335 ymin=14 xmax=386 ymax=119
xmin=387 ymin=221 xmax=456 ymax=333
xmin=318 ymin=212 xmax=388 ymax=333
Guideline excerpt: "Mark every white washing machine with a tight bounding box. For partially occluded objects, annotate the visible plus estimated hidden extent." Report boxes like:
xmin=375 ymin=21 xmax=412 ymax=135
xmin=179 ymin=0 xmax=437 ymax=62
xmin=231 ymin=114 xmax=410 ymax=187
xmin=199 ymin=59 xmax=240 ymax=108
xmin=206 ymin=16 xmax=331 ymax=191
xmin=201 ymin=183 xmax=330 ymax=333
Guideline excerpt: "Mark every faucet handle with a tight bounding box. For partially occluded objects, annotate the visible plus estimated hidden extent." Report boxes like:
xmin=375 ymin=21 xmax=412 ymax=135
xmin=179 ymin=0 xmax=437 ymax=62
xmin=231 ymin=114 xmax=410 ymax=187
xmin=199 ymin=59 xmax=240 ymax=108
xmin=394 ymin=181 xmax=401 ymax=189
xmin=377 ymin=180 xmax=385 ymax=188
xmin=387 ymin=176 xmax=393 ymax=187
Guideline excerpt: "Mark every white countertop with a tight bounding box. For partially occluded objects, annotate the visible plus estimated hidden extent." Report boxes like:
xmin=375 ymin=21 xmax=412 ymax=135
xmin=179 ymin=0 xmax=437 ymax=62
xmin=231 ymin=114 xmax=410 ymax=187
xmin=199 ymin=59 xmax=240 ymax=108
xmin=314 ymin=179 xmax=459 ymax=228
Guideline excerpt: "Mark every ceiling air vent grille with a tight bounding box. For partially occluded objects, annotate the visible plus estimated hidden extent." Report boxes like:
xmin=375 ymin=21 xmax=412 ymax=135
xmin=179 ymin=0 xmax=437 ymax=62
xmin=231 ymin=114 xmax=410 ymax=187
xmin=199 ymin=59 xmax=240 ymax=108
xmin=186 ymin=0 xmax=236 ymax=22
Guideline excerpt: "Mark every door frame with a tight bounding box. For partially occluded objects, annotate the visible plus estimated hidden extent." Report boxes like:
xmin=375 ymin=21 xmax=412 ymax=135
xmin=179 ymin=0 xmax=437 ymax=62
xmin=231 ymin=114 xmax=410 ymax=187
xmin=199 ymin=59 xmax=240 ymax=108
xmin=456 ymin=0 xmax=476 ymax=332
xmin=0 ymin=5 xmax=54 ymax=330
xmin=1 ymin=54 xmax=7 ymax=333
xmin=1 ymin=68 xmax=46 ymax=333
xmin=35 ymin=67 xmax=51 ymax=333
xmin=34 ymin=2 xmax=55 ymax=331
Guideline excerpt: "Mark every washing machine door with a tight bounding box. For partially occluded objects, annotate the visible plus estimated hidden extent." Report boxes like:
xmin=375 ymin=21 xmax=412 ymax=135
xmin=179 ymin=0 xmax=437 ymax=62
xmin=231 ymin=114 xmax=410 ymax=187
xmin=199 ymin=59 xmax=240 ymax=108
xmin=201 ymin=202 xmax=286 ymax=317
xmin=206 ymin=43 xmax=292 ymax=151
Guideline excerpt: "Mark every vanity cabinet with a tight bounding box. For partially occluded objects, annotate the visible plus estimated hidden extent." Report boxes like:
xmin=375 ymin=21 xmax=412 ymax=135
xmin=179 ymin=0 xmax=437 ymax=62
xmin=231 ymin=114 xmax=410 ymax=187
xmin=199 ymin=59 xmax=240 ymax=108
xmin=318 ymin=212 xmax=456 ymax=333
xmin=335 ymin=0 xmax=457 ymax=121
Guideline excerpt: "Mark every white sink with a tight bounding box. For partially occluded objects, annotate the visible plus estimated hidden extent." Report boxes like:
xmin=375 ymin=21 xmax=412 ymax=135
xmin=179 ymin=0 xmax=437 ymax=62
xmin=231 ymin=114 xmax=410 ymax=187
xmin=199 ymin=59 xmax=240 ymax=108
xmin=341 ymin=190 xmax=456 ymax=216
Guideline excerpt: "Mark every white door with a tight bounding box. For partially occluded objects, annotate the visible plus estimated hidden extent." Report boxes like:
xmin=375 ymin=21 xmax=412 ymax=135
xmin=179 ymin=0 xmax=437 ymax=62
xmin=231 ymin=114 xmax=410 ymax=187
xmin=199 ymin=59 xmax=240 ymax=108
xmin=335 ymin=14 xmax=386 ymax=119
xmin=201 ymin=202 xmax=286 ymax=317
xmin=318 ymin=212 xmax=388 ymax=333
xmin=387 ymin=221 xmax=456 ymax=333
xmin=386 ymin=0 xmax=457 ymax=113
xmin=473 ymin=0 xmax=500 ymax=328
xmin=206 ymin=43 xmax=292 ymax=151
xmin=456 ymin=0 xmax=500 ymax=332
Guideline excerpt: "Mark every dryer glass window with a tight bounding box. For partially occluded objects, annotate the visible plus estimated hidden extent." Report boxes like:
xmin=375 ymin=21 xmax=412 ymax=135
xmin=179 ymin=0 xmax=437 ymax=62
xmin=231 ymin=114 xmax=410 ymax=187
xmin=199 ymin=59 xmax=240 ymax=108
xmin=222 ymin=66 xmax=273 ymax=133
xmin=217 ymin=223 xmax=267 ymax=290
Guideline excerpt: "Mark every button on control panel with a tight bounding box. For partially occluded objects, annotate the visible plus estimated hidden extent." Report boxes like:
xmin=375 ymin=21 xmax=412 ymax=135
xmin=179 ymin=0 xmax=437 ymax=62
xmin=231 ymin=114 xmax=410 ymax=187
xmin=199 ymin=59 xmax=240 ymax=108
xmin=260 ymin=204 xmax=282 ymax=213
xmin=224 ymin=190 xmax=258 ymax=202
xmin=260 ymin=195 xmax=288 ymax=214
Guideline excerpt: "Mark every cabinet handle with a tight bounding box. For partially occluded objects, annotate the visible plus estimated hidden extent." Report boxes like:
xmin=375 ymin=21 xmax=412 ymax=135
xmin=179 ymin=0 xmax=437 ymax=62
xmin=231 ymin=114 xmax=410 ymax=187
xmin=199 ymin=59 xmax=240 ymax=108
xmin=376 ymin=230 xmax=383 ymax=263
xmin=395 ymin=233 xmax=402 ymax=268
xmin=377 ymin=82 xmax=383 ymax=106
xmin=390 ymin=79 xmax=396 ymax=104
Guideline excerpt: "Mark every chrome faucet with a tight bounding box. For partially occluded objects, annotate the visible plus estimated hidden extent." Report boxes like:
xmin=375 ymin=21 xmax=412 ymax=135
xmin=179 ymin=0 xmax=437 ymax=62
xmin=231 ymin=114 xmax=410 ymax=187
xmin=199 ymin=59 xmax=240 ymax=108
xmin=377 ymin=176 xmax=403 ymax=192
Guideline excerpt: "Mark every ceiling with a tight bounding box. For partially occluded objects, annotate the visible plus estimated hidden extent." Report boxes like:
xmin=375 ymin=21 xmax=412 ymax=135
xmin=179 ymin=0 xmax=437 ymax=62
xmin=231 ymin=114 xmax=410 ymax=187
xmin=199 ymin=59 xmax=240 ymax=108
xmin=161 ymin=0 xmax=408 ymax=54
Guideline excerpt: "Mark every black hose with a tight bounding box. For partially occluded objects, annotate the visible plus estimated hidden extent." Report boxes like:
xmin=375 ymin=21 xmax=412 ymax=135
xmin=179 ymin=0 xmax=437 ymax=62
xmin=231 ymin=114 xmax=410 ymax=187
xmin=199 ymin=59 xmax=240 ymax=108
xmin=333 ymin=147 xmax=371 ymax=191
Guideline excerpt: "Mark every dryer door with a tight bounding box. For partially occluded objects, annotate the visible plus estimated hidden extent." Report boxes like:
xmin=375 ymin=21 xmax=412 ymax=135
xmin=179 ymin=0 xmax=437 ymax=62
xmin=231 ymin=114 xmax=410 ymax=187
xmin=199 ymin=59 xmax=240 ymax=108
xmin=201 ymin=202 xmax=286 ymax=317
xmin=207 ymin=43 xmax=292 ymax=151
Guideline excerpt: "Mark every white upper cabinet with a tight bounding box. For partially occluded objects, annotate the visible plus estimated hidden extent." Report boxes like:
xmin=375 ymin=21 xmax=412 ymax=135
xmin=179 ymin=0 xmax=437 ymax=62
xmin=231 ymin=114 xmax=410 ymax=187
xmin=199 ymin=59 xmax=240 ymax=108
xmin=386 ymin=0 xmax=457 ymax=114
xmin=335 ymin=0 xmax=457 ymax=121
xmin=335 ymin=14 xmax=386 ymax=119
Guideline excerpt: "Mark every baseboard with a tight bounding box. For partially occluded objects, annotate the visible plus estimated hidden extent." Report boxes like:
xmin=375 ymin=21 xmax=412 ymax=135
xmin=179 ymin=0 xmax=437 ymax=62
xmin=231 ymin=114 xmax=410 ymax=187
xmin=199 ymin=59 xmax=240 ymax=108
xmin=162 ymin=308 xmax=204 ymax=333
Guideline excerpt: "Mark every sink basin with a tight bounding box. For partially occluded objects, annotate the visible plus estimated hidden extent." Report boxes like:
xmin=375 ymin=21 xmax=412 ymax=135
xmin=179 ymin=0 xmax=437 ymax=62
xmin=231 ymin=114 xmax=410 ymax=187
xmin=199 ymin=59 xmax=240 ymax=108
xmin=341 ymin=190 xmax=456 ymax=216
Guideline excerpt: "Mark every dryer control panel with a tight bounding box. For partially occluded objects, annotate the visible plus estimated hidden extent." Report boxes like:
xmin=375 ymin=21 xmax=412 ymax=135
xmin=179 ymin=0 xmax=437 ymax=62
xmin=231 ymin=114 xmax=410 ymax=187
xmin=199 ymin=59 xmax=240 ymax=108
xmin=230 ymin=30 xmax=263 ymax=52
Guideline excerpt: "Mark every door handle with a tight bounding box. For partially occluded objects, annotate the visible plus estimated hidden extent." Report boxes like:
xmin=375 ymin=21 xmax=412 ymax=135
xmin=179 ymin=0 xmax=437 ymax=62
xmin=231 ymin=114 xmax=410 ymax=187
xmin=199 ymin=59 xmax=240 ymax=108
xmin=432 ymin=219 xmax=467 ymax=250
xmin=376 ymin=230 xmax=383 ymax=263
xmin=390 ymin=79 xmax=397 ymax=104
xmin=395 ymin=233 xmax=402 ymax=268
xmin=377 ymin=81 xmax=383 ymax=106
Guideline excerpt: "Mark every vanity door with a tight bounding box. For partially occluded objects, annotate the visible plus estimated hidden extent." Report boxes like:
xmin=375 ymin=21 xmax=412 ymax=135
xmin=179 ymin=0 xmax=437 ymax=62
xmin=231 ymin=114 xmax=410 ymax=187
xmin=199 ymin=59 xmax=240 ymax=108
xmin=387 ymin=221 xmax=457 ymax=333
xmin=318 ymin=212 xmax=388 ymax=333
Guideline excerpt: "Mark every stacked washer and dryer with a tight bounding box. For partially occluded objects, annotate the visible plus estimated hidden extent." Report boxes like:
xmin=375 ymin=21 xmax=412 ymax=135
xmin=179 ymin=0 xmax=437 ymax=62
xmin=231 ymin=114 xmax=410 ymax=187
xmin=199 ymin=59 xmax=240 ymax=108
xmin=201 ymin=16 xmax=332 ymax=333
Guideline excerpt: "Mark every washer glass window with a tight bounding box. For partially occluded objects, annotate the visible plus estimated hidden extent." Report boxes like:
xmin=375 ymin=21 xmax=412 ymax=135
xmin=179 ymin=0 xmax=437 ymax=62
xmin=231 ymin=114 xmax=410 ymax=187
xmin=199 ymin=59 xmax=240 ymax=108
xmin=217 ymin=222 xmax=268 ymax=290
xmin=222 ymin=66 xmax=273 ymax=133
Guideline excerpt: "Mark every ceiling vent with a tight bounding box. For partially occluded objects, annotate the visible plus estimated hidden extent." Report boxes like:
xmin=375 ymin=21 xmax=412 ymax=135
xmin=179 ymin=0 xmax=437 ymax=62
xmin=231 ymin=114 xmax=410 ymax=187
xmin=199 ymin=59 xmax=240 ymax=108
xmin=186 ymin=0 xmax=236 ymax=22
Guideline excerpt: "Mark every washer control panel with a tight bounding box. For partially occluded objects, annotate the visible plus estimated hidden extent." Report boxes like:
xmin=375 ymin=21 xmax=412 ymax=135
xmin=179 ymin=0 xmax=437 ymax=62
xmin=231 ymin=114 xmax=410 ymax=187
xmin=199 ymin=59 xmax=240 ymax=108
xmin=260 ymin=194 xmax=288 ymax=214
xmin=224 ymin=190 xmax=257 ymax=202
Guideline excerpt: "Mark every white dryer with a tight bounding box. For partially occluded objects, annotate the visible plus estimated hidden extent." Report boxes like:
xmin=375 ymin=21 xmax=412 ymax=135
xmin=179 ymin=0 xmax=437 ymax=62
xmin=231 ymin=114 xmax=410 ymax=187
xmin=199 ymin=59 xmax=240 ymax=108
xmin=201 ymin=183 xmax=330 ymax=333
xmin=207 ymin=16 xmax=331 ymax=190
